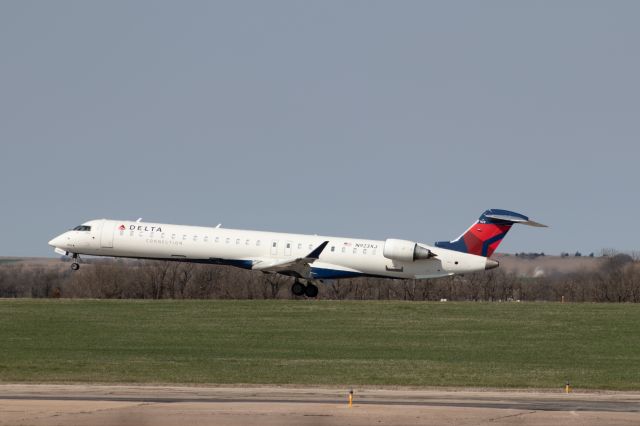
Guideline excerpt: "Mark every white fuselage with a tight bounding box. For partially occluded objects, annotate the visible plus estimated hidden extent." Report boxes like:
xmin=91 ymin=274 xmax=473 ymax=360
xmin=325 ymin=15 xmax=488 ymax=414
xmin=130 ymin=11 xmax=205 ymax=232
xmin=48 ymin=219 xmax=493 ymax=280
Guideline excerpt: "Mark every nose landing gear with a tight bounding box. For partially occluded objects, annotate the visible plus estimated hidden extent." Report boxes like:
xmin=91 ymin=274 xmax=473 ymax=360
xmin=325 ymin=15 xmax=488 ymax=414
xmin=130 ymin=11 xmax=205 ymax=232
xmin=70 ymin=253 xmax=80 ymax=271
xmin=291 ymin=279 xmax=319 ymax=298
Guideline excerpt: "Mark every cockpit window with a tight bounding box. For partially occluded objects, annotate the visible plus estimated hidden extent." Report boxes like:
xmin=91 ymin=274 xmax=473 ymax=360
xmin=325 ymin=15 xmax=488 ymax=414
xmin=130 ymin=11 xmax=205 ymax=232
xmin=73 ymin=225 xmax=91 ymax=231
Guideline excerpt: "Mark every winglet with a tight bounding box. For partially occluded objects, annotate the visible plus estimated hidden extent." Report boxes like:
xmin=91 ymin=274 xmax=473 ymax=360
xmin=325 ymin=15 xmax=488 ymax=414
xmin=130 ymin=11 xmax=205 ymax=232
xmin=306 ymin=241 xmax=329 ymax=259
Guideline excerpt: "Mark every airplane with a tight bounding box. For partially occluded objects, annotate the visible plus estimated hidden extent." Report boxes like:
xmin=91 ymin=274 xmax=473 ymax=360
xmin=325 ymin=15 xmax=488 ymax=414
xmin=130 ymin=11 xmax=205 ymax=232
xmin=48 ymin=209 xmax=546 ymax=298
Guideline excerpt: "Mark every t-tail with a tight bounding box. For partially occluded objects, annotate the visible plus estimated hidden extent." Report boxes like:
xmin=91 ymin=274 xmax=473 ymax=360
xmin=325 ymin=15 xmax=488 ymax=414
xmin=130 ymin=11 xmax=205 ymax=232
xmin=435 ymin=209 xmax=547 ymax=258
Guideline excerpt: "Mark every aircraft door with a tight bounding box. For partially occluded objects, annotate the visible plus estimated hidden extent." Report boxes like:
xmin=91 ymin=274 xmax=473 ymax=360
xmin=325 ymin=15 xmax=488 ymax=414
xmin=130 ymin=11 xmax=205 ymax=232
xmin=100 ymin=220 xmax=116 ymax=248
xmin=285 ymin=241 xmax=292 ymax=256
xmin=270 ymin=240 xmax=278 ymax=256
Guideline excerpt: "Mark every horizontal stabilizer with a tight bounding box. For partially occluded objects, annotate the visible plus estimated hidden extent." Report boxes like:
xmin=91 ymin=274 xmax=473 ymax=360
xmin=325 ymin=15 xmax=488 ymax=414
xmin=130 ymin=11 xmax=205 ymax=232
xmin=483 ymin=213 xmax=548 ymax=227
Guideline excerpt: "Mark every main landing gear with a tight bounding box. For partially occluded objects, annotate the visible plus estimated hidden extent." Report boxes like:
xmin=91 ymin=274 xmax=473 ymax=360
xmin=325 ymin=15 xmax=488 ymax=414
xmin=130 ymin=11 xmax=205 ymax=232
xmin=70 ymin=253 xmax=80 ymax=271
xmin=291 ymin=279 xmax=319 ymax=298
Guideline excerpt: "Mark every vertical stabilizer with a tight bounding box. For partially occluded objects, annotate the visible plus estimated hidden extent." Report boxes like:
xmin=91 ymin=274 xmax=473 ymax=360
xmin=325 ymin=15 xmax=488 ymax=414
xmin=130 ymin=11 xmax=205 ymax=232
xmin=435 ymin=209 xmax=547 ymax=257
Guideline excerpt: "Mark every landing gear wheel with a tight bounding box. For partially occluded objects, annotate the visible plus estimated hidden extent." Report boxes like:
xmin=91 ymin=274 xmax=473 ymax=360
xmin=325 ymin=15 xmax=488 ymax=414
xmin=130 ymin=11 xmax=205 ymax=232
xmin=305 ymin=283 xmax=319 ymax=298
xmin=291 ymin=281 xmax=305 ymax=296
xmin=71 ymin=262 xmax=80 ymax=271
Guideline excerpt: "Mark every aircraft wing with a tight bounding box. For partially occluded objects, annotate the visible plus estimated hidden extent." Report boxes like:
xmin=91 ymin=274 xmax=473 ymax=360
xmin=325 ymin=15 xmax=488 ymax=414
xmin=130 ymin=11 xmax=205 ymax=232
xmin=251 ymin=241 xmax=329 ymax=276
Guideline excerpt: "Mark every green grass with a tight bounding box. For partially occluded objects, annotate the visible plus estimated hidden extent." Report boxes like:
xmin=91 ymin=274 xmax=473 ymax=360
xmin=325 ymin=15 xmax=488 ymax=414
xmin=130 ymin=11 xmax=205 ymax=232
xmin=0 ymin=300 xmax=639 ymax=390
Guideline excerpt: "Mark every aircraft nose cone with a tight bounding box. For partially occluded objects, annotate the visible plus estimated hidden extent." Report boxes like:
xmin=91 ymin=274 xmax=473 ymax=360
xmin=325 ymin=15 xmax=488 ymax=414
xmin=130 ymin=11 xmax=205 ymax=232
xmin=485 ymin=259 xmax=500 ymax=270
xmin=48 ymin=235 xmax=63 ymax=247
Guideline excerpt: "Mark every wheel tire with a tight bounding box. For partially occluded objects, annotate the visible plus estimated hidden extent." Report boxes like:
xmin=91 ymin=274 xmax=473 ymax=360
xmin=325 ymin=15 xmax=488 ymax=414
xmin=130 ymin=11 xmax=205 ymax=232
xmin=291 ymin=281 xmax=305 ymax=296
xmin=305 ymin=283 xmax=319 ymax=298
xmin=71 ymin=263 xmax=80 ymax=271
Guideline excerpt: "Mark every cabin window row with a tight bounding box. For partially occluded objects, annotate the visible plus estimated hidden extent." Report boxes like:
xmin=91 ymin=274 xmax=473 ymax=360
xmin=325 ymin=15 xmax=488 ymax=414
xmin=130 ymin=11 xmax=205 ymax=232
xmin=121 ymin=229 xmax=377 ymax=255
xmin=331 ymin=245 xmax=377 ymax=255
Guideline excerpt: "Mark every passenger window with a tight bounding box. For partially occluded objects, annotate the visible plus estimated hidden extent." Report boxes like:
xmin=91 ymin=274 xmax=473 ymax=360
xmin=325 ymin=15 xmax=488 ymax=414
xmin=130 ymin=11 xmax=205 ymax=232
xmin=272 ymin=242 xmax=277 ymax=248
xmin=246 ymin=239 xmax=250 ymax=245
xmin=215 ymin=236 xmax=220 ymax=243
xmin=341 ymin=247 xmax=346 ymax=253
xmin=297 ymin=243 xmax=302 ymax=250
xmin=171 ymin=234 xmax=176 ymax=240
xmin=309 ymin=244 xmax=313 ymax=250
xmin=372 ymin=249 xmax=377 ymax=255
xmin=236 ymin=238 xmax=240 ymax=245
xmin=193 ymin=235 xmax=198 ymax=241
xmin=225 ymin=238 xmax=230 ymax=244
xmin=183 ymin=235 xmax=187 ymax=241
xmin=130 ymin=231 xmax=134 ymax=237
xmin=331 ymin=246 xmax=335 ymax=252
xmin=204 ymin=236 xmax=209 ymax=242
xmin=256 ymin=240 xmax=261 ymax=246
xmin=161 ymin=233 xmax=165 ymax=239
xmin=363 ymin=248 xmax=367 ymax=255
xmin=353 ymin=248 xmax=357 ymax=254
xmin=286 ymin=243 xmax=291 ymax=249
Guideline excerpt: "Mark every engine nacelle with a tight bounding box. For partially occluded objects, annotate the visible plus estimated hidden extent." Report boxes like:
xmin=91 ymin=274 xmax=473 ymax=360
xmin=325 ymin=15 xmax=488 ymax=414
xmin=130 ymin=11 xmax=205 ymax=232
xmin=383 ymin=239 xmax=435 ymax=262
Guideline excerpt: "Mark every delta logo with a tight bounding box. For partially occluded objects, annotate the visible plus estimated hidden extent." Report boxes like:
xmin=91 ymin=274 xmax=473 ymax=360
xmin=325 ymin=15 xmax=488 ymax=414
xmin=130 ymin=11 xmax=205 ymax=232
xmin=118 ymin=224 xmax=126 ymax=231
xmin=128 ymin=224 xmax=163 ymax=232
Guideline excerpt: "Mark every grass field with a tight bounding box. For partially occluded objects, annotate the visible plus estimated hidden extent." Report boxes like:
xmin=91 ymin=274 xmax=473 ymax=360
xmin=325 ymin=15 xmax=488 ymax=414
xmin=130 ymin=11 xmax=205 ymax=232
xmin=0 ymin=300 xmax=639 ymax=390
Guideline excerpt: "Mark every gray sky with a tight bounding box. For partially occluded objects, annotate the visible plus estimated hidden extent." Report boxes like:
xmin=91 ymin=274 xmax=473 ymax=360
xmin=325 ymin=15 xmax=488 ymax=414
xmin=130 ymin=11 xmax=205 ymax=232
xmin=1 ymin=1 xmax=638 ymax=257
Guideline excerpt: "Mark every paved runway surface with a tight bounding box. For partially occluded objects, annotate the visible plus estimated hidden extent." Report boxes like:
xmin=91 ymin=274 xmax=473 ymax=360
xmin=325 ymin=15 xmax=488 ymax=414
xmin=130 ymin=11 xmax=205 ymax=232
xmin=1 ymin=385 xmax=639 ymax=425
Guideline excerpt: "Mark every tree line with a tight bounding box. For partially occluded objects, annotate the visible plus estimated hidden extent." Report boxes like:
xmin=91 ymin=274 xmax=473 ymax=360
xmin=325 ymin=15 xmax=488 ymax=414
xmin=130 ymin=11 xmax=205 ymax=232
xmin=0 ymin=254 xmax=638 ymax=302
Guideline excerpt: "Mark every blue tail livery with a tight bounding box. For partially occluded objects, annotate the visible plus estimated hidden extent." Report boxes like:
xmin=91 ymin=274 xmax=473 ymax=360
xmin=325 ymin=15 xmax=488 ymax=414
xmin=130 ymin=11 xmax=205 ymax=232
xmin=435 ymin=209 xmax=547 ymax=257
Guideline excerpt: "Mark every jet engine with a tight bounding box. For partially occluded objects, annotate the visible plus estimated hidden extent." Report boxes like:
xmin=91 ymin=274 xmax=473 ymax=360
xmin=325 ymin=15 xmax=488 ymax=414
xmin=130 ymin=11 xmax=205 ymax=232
xmin=383 ymin=239 xmax=435 ymax=262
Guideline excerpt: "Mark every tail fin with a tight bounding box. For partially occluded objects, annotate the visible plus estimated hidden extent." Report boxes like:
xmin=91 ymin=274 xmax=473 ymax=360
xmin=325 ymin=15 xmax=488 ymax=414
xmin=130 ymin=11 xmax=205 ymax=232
xmin=435 ymin=209 xmax=547 ymax=257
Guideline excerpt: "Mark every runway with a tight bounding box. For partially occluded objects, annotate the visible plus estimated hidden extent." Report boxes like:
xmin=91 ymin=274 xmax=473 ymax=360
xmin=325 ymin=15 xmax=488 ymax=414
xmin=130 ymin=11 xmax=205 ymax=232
xmin=1 ymin=385 xmax=639 ymax=425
